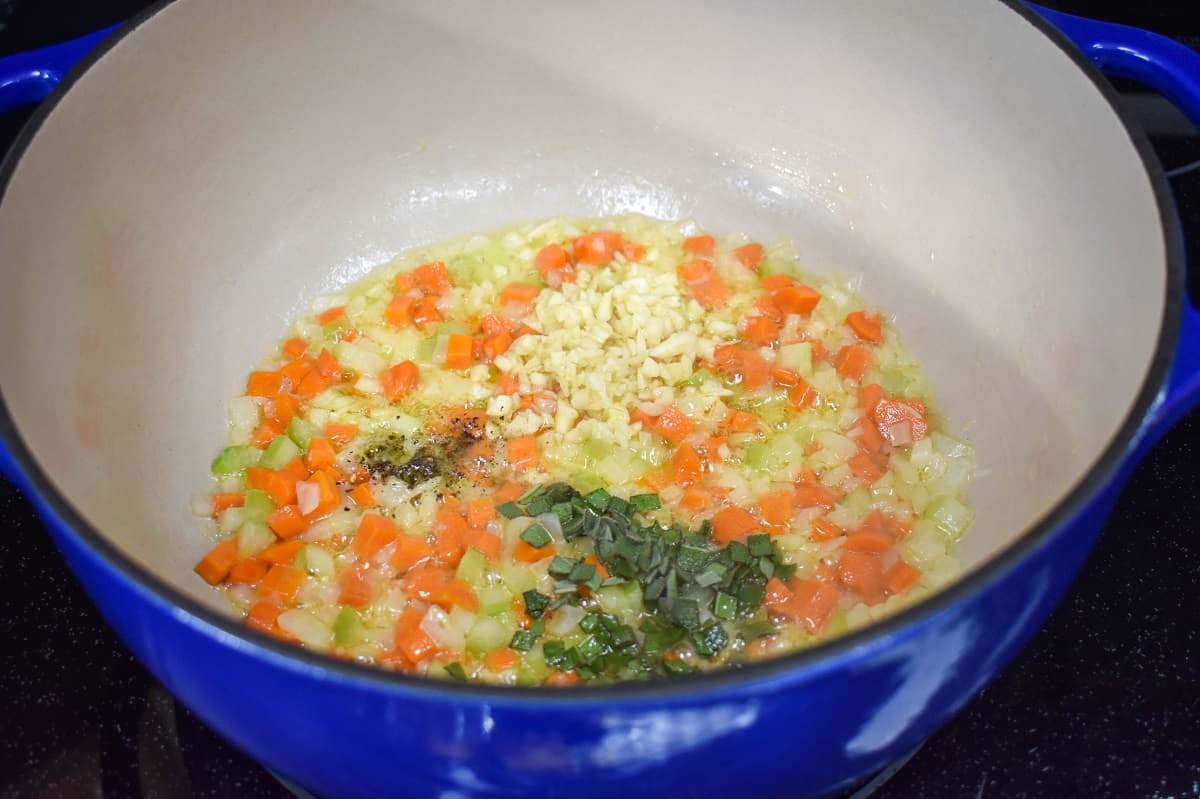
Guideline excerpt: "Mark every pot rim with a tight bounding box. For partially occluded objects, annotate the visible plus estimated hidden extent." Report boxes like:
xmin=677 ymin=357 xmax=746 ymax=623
xmin=0 ymin=0 xmax=1184 ymax=703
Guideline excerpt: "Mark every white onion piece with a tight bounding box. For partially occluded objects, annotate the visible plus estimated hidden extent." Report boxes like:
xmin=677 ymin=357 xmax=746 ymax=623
xmin=420 ymin=605 xmax=465 ymax=652
xmin=548 ymin=603 xmax=585 ymax=635
xmin=885 ymin=421 xmax=914 ymax=447
xmin=536 ymin=512 xmax=563 ymax=540
xmin=433 ymin=334 xmax=450 ymax=364
xmin=296 ymin=480 xmax=320 ymax=515
xmin=190 ymin=494 xmax=213 ymax=517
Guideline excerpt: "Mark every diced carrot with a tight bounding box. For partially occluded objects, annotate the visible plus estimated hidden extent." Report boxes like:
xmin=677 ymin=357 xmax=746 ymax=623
xmin=212 ymin=492 xmax=245 ymax=515
xmin=338 ymin=564 xmax=373 ymax=608
xmin=514 ymin=324 xmax=541 ymax=339
xmin=394 ymin=272 xmax=414 ymax=293
xmin=773 ymin=285 xmax=821 ymax=316
xmin=873 ymin=398 xmax=929 ymax=444
xmin=810 ymin=516 xmax=844 ymax=542
xmin=754 ymin=293 xmax=782 ymax=323
xmin=733 ymin=242 xmax=765 ymax=269
xmin=771 ymin=368 xmax=801 ymax=389
xmin=464 ymin=528 xmax=502 ymax=560
xmin=500 ymin=282 xmax=541 ymax=308
xmin=337 ymin=328 xmax=361 ymax=343
xmin=689 ymin=277 xmax=731 ymax=310
xmin=477 ymin=314 xmax=509 ymax=336
xmin=412 ymin=297 xmax=443 ymax=328
xmin=282 ymin=337 xmax=308 ymax=360
xmin=846 ymin=310 xmax=883 ymax=344
xmin=652 ymin=406 xmax=694 ymax=444
xmin=740 ymin=350 xmax=769 ymax=390
xmin=314 ymin=348 xmax=340 ymax=381
xmin=294 ymin=368 xmax=331 ymax=399
xmin=574 ymin=231 xmax=623 ymax=265
xmin=858 ymin=383 xmax=885 ymax=414
xmin=246 ymin=370 xmax=284 ymax=398
xmin=325 ymin=422 xmax=358 ymax=449
xmin=670 ymin=443 xmax=703 ymax=487
xmin=884 ymin=560 xmax=922 ymax=595
xmin=245 ymin=600 xmax=283 ymax=634
xmin=381 ymin=361 xmax=419 ymax=402
xmin=764 ymin=577 xmax=793 ymax=608
xmin=282 ymin=458 xmax=311 ymax=482
xmin=395 ymin=606 xmax=439 ymax=664
xmin=742 ymin=316 xmax=779 ymax=347
xmin=794 ymin=482 xmax=839 ymax=510
xmin=810 ymin=340 xmax=827 ymax=362
xmin=837 ymin=550 xmax=884 ymax=598
xmin=844 ymin=528 xmax=894 ymax=553
xmin=683 ymin=234 xmax=715 ymax=256
xmin=279 ymin=357 xmax=314 ymax=391
xmin=760 ymin=274 xmax=794 ymax=292
xmin=402 ymin=564 xmax=453 ymax=601
xmin=246 ymin=468 xmax=297 ymax=507
xmin=259 ymin=540 xmax=304 ymax=565
xmin=849 ymin=452 xmax=887 ymax=484
xmin=782 ymin=578 xmax=840 ymax=634
xmin=465 ymin=498 xmax=495 ymax=529
xmin=433 ymin=509 xmax=468 ymax=567
xmin=433 ymin=579 xmax=479 ymax=612
xmin=349 ymin=483 xmax=376 ymax=508
xmin=266 ymin=394 xmax=301 ymax=428
xmin=481 ymin=330 xmax=513 ymax=362
xmin=638 ymin=470 xmax=672 ymax=492
xmin=788 ymin=379 xmax=819 ymax=411
xmin=496 ymin=373 xmax=521 ymax=396
xmin=711 ymin=506 xmax=762 ymax=544
xmin=318 ymin=306 xmax=346 ymax=326
xmin=228 ymin=558 xmax=270 ymax=585
xmin=385 ymin=293 xmax=416 ymax=327
xmin=391 ymin=534 xmax=436 ymax=571
xmin=194 ymin=539 xmax=239 ymax=585
xmin=629 ymin=407 xmax=657 ymax=429
xmin=853 ymin=418 xmax=886 ymax=454
xmin=257 ymin=563 xmax=305 ymax=606
xmin=507 ymin=435 xmax=538 ymax=472
xmin=513 ymin=538 xmax=554 ymax=563
xmin=301 ymin=470 xmax=341 ymax=520
xmin=267 ymin=504 xmax=309 ymax=538
xmin=620 ymin=242 xmax=645 ymax=262
xmin=756 ymin=491 xmax=794 ymax=533
xmin=835 ymin=345 xmax=873 ymax=381
xmin=723 ymin=410 xmax=760 ymax=433
xmin=442 ymin=334 xmax=474 ymax=370
xmin=354 ymin=514 xmax=399 ymax=561
xmin=485 ymin=648 xmax=521 ymax=672
xmin=304 ymin=437 xmax=336 ymax=471
xmin=679 ymin=487 xmax=711 ymax=513
xmin=544 ymin=671 xmax=581 ymax=687
xmin=413 ymin=261 xmax=453 ymax=295
xmin=535 ymin=243 xmax=569 ymax=276
xmin=494 ymin=481 xmax=527 ymax=503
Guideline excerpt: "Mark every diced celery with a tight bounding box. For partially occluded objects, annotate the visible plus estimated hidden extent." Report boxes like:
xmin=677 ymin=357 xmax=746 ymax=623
xmin=416 ymin=336 xmax=437 ymax=362
xmin=301 ymin=545 xmax=335 ymax=579
xmin=678 ymin=368 xmax=714 ymax=389
xmin=777 ymin=342 xmax=813 ymax=376
xmin=456 ymin=548 xmax=487 ymax=586
xmin=927 ymin=496 xmax=974 ymax=540
xmin=237 ymin=521 xmax=275 ymax=559
xmin=498 ymin=563 xmax=538 ymax=595
xmin=595 ymin=582 xmax=643 ymax=618
xmin=743 ymin=441 xmax=769 ymax=469
xmin=243 ymin=489 xmax=276 ymax=524
xmin=210 ymin=445 xmax=259 ymax=476
xmin=477 ymin=585 xmax=512 ymax=617
xmin=516 ymin=646 xmax=551 ymax=686
xmin=582 ymin=437 xmax=610 ymax=462
xmin=435 ymin=321 xmax=471 ymax=338
xmin=570 ymin=473 xmax=605 ymax=495
xmin=287 ymin=417 xmax=316 ymax=449
xmin=466 ymin=616 xmax=515 ymax=654
xmin=277 ymin=609 xmax=331 ymax=649
xmin=261 ymin=435 xmax=302 ymax=470
xmin=332 ymin=607 xmax=364 ymax=647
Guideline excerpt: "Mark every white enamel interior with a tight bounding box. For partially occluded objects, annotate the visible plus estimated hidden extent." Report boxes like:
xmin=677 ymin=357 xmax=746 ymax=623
xmin=0 ymin=0 xmax=1165 ymax=615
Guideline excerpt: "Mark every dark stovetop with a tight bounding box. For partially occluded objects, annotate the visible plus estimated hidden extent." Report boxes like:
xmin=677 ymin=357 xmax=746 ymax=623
xmin=2 ymin=3 xmax=1199 ymax=798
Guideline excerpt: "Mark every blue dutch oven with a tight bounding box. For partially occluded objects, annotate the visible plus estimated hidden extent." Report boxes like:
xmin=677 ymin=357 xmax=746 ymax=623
xmin=0 ymin=2 xmax=1198 ymax=797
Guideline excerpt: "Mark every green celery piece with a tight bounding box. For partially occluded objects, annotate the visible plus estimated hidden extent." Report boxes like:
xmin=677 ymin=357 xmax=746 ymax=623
xmin=211 ymin=445 xmax=259 ymax=476
xmin=260 ymin=435 xmax=302 ymax=470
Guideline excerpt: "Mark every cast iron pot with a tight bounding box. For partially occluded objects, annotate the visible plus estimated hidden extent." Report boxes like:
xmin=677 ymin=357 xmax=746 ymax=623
xmin=1 ymin=2 xmax=1198 ymax=797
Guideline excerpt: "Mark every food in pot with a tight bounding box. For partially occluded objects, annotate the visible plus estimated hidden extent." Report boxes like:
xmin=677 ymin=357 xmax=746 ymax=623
xmin=191 ymin=215 xmax=975 ymax=685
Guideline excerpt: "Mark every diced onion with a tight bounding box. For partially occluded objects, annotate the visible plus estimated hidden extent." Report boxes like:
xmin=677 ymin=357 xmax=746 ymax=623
xmin=190 ymin=494 xmax=213 ymax=517
xmin=420 ymin=605 xmax=465 ymax=652
xmin=547 ymin=603 xmax=585 ymax=636
xmin=296 ymin=480 xmax=320 ymax=515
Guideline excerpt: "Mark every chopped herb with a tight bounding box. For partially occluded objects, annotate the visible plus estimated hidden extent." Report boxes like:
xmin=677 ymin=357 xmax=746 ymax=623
xmin=714 ymin=591 xmax=738 ymax=620
xmin=630 ymin=493 xmax=662 ymax=512
xmin=496 ymin=501 xmax=524 ymax=519
xmin=522 ymin=589 xmax=549 ymax=619
xmin=758 ymin=557 xmax=775 ymax=578
xmin=584 ymin=488 xmax=612 ymax=512
xmin=520 ymin=523 xmax=552 ymax=548
xmin=747 ymin=533 xmax=772 ymax=557
xmin=510 ymin=630 xmax=537 ymax=652
xmin=552 ymin=502 xmax=574 ymax=524
xmin=691 ymin=621 xmax=729 ymax=659
xmin=739 ymin=620 xmax=777 ymax=641
xmin=444 ymin=662 xmax=467 ymax=681
xmin=548 ymin=556 xmax=579 ymax=579
xmin=568 ymin=562 xmax=597 ymax=583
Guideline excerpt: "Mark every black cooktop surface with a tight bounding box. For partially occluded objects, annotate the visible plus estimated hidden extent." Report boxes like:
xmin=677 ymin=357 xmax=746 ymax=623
xmin=2 ymin=2 xmax=1198 ymax=797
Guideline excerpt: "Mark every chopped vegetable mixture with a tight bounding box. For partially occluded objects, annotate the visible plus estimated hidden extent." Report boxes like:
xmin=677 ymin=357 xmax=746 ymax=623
xmin=192 ymin=215 xmax=975 ymax=685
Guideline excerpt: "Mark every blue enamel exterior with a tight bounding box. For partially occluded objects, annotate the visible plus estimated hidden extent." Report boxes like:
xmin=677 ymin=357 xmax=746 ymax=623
xmin=1 ymin=5 xmax=1199 ymax=798
xmin=0 ymin=26 xmax=117 ymax=114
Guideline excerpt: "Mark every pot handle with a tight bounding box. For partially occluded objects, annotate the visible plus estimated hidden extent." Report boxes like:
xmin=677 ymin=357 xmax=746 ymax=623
xmin=1031 ymin=4 xmax=1200 ymax=453
xmin=0 ymin=25 xmax=117 ymax=115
